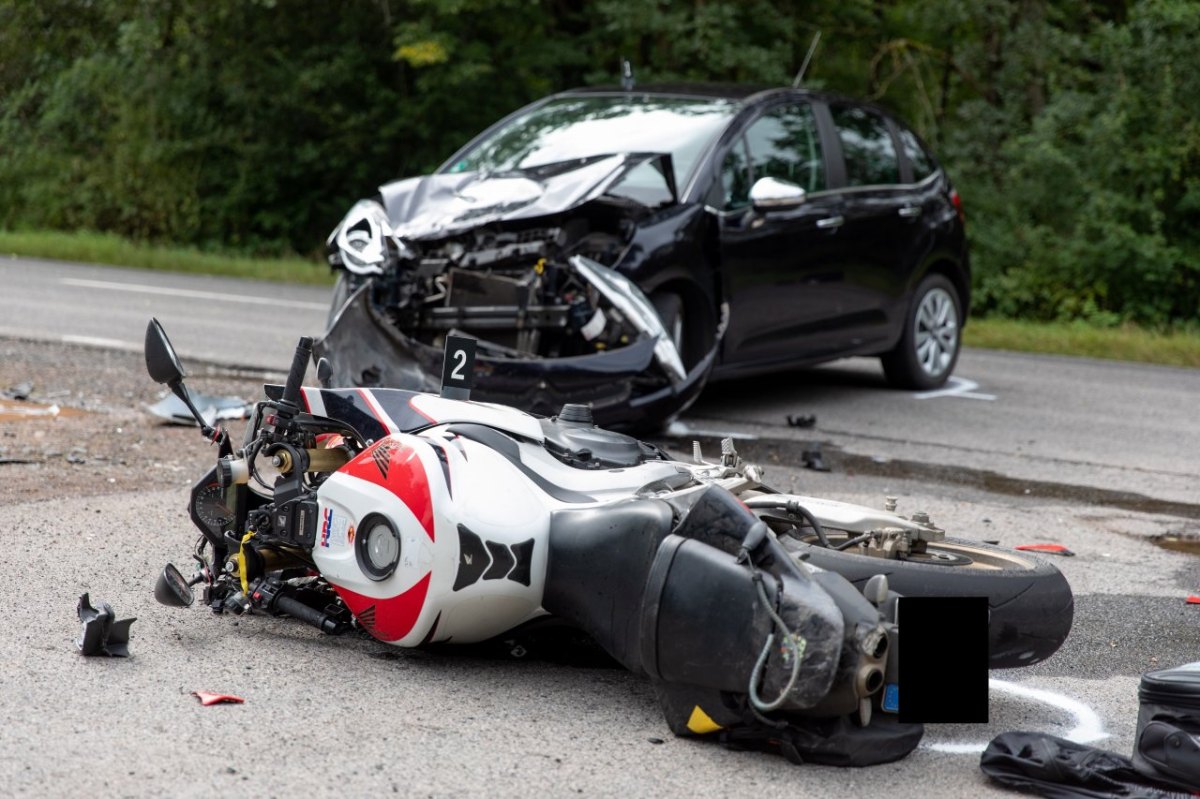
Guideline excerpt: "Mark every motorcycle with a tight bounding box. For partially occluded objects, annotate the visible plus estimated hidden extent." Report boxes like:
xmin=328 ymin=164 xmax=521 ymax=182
xmin=145 ymin=318 xmax=1072 ymax=765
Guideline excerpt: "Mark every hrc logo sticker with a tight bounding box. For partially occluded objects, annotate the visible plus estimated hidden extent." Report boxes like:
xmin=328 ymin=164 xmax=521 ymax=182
xmin=319 ymin=508 xmax=350 ymax=548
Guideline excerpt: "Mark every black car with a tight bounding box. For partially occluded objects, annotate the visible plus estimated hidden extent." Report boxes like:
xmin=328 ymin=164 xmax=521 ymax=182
xmin=319 ymin=84 xmax=968 ymax=429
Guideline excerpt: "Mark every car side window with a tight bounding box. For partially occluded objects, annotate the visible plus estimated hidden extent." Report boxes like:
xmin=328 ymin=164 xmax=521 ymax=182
xmin=831 ymin=105 xmax=900 ymax=187
xmin=719 ymin=104 xmax=824 ymax=210
xmin=897 ymin=126 xmax=936 ymax=182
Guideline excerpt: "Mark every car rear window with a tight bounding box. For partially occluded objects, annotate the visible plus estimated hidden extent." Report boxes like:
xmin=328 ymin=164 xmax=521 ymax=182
xmin=831 ymin=105 xmax=900 ymax=187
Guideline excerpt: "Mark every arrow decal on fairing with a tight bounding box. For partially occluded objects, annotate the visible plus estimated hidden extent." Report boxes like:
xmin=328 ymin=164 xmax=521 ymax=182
xmin=453 ymin=524 xmax=534 ymax=591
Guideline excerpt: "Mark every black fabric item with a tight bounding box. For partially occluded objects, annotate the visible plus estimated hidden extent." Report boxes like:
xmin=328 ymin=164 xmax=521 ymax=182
xmin=717 ymin=713 xmax=924 ymax=767
xmin=980 ymin=732 xmax=1193 ymax=798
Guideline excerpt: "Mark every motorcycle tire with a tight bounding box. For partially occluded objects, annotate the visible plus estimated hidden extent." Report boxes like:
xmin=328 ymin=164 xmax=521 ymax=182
xmin=789 ymin=536 xmax=1073 ymax=669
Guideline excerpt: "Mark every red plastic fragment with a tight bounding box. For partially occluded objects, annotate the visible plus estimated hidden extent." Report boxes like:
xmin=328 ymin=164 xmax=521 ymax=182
xmin=1186 ymin=595 xmax=1200 ymax=605
xmin=192 ymin=691 xmax=245 ymax=706
xmin=1014 ymin=544 xmax=1075 ymax=557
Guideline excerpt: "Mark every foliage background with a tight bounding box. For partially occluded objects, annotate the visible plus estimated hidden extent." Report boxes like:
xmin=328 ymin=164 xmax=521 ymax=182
xmin=1 ymin=0 xmax=1197 ymax=325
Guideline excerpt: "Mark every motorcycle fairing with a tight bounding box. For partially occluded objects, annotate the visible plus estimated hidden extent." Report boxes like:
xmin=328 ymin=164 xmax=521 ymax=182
xmin=315 ymin=431 xmax=551 ymax=646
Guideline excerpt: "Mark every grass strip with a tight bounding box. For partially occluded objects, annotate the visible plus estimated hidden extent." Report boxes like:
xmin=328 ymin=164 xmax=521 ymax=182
xmin=0 ymin=229 xmax=332 ymax=285
xmin=965 ymin=317 xmax=1200 ymax=369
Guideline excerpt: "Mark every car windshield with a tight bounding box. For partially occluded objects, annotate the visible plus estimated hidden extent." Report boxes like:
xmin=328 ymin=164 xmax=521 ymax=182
xmin=444 ymin=95 xmax=738 ymax=187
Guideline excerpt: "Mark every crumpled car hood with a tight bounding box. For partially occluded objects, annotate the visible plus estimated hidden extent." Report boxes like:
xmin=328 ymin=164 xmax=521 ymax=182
xmin=378 ymin=153 xmax=674 ymax=240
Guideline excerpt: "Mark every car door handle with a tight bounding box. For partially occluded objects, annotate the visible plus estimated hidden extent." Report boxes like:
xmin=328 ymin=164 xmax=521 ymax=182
xmin=816 ymin=215 xmax=844 ymax=230
xmin=898 ymin=205 xmax=922 ymax=219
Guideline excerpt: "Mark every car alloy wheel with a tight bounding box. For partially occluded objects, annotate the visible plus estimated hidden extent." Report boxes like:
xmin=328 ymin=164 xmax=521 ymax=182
xmin=914 ymin=286 xmax=959 ymax=378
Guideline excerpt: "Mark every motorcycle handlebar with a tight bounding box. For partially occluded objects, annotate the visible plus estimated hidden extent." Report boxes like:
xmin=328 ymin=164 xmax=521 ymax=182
xmin=274 ymin=594 xmax=345 ymax=635
xmin=281 ymin=337 xmax=313 ymax=409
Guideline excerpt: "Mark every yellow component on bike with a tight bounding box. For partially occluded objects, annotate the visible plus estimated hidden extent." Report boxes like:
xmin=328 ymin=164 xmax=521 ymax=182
xmin=237 ymin=529 xmax=257 ymax=596
xmin=534 ymin=258 xmax=546 ymax=275
xmin=686 ymin=705 xmax=723 ymax=734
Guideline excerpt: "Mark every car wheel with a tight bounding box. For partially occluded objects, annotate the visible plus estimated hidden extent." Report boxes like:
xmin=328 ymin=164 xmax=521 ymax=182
xmin=650 ymin=292 xmax=687 ymax=363
xmin=881 ymin=273 xmax=962 ymax=390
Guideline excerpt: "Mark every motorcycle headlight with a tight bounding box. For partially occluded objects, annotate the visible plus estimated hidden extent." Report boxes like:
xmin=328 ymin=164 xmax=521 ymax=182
xmin=331 ymin=200 xmax=395 ymax=276
xmin=356 ymin=514 xmax=401 ymax=581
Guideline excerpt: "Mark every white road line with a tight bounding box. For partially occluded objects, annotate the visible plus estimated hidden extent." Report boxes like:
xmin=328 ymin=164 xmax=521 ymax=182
xmin=59 ymin=278 xmax=328 ymax=310
xmin=926 ymin=678 xmax=1108 ymax=754
xmin=913 ymin=376 xmax=996 ymax=401
xmin=62 ymin=334 xmax=140 ymax=351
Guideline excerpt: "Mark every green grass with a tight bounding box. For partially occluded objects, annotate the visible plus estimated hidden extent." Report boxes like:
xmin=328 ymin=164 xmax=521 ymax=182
xmin=965 ymin=317 xmax=1200 ymax=369
xmin=0 ymin=229 xmax=333 ymax=285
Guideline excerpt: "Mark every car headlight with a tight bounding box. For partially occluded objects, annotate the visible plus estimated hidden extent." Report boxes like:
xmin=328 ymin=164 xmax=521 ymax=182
xmin=356 ymin=514 xmax=402 ymax=580
xmin=331 ymin=200 xmax=395 ymax=276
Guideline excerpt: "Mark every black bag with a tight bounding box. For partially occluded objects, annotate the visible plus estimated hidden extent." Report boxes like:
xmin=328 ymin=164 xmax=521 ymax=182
xmin=979 ymin=732 xmax=1192 ymax=799
xmin=1134 ymin=662 xmax=1200 ymax=792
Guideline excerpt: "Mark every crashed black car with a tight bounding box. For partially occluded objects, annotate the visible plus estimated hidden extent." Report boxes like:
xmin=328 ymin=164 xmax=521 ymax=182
xmin=319 ymin=85 xmax=969 ymax=429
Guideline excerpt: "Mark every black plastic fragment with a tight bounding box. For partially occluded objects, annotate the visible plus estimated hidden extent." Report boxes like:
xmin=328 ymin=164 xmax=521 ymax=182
xmin=786 ymin=414 xmax=816 ymax=428
xmin=802 ymin=443 xmax=831 ymax=472
xmin=76 ymin=593 xmax=136 ymax=657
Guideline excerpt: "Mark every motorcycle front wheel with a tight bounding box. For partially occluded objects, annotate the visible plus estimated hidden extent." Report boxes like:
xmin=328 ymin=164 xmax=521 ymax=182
xmin=784 ymin=535 xmax=1073 ymax=669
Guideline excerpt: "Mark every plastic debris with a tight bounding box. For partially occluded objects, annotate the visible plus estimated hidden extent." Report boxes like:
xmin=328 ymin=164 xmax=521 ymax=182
xmin=146 ymin=392 xmax=252 ymax=426
xmin=1014 ymin=544 xmax=1075 ymax=557
xmin=77 ymin=593 xmax=136 ymax=657
xmin=192 ymin=691 xmax=245 ymax=706
xmin=801 ymin=444 xmax=830 ymax=472
xmin=3 ymin=382 xmax=33 ymax=400
xmin=1186 ymin=596 xmax=1200 ymax=605
xmin=786 ymin=414 xmax=816 ymax=428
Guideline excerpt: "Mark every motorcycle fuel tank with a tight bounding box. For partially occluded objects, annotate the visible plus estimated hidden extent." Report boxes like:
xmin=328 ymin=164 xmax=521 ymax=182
xmin=313 ymin=431 xmax=550 ymax=645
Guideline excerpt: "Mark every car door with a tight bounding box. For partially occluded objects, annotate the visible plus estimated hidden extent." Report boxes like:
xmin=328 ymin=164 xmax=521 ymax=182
xmin=824 ymin=103 xmax=923 ymax=349
xmin=716 ymin=101 xmax=853 ymax=367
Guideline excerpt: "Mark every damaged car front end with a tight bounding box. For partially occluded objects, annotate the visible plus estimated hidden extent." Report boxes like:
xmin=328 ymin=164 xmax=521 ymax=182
xmin=317 ymin=149 xmax=724 ymax=429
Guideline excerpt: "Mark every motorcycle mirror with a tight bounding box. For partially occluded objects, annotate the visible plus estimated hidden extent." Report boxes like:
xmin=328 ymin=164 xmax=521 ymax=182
xmin=144 ymin=318 xmax=187 ymax=385
xmin=154 ymin=563 xmax=195 ymax=608
xmin=144 ymin=318 xmax=219 ymax=436
xmin=317 ymin=356 xmax=333 ymax=388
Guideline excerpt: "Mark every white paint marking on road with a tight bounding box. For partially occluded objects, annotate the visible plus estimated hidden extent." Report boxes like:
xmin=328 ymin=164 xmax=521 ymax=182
xmin=926 ymin=678 xmax=1108 ymax=754
xmin=59 ymin=278 xmax=328 ymax=311
xmin=913 ymin=376 xmax=996 ymax=401
xmin=62 ymin=334 xmax=139 ymax=351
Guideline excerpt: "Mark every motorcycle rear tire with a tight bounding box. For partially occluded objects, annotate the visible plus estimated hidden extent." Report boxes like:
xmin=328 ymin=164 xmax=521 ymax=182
xmin=792 ymin=537 xmax=1073 ymax=669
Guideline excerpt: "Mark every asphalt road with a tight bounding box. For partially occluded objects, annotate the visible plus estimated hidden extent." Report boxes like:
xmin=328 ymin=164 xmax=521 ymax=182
xmin=3 ymin=256 xmax=1199 ymax=797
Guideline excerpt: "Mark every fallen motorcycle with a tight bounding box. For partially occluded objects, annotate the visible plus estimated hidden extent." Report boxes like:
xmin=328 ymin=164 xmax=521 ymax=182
xmin=145 ymin=319 xmax=1072 ymax=764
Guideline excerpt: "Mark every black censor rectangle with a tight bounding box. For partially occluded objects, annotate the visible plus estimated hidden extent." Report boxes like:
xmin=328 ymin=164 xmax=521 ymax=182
xmin=898 ymin=596 xmax=989 ymax=724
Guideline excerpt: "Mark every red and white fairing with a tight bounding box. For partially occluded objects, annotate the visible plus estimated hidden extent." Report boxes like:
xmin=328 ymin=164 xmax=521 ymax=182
xmin=307 ymin=390 xmax=681 ymax=646
xmin=311 ymin=431 xmax=545 ymax=645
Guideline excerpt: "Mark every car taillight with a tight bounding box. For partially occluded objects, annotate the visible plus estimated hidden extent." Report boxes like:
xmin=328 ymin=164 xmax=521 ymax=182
xmin=950 ymin=189 xmax=965 ymax=224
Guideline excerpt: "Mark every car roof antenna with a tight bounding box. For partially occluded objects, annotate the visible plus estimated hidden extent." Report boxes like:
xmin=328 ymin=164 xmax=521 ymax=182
xmin=792 ymin=31 xmax=822 ymax=88
xmin=621 ymin=58 xmax=635 ymax=91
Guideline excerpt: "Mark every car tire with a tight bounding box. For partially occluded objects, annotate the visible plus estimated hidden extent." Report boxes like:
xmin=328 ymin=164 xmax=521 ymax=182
xmin=881 ymin=273 xmax=962 ymax=390
xmin=650 ymin=292 xmax=688 ymax=365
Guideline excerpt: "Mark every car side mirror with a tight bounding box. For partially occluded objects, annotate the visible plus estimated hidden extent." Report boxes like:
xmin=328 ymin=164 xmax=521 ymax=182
xmin=750 ymin=177 xmax=807 ymax=211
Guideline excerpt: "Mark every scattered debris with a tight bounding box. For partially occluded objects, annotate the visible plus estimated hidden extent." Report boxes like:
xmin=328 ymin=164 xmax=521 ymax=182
xmin=192 ymin=691 xmax=245 ymax=706
xmin=1186 ymin=595 xmax=1200 ymax=605
xmin=3 ymin=382 xmax=33 ymax=400
xmin=146 ymin=392 xmax=252 ymax=427
xmin=76 ymin=593 xmax=135 ymax=657
xmin=983 ymin=539 xmax=1000 ymax=545
xmin=801 ymin=443 xmax=830 ymax=472
xmin=1015 ymin=544 xmax=1075 ymax=557
xmin=786 ymin=414 xmax=816 ymax=428
xmin=647 ymin=737 xmax=665 ymax=745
